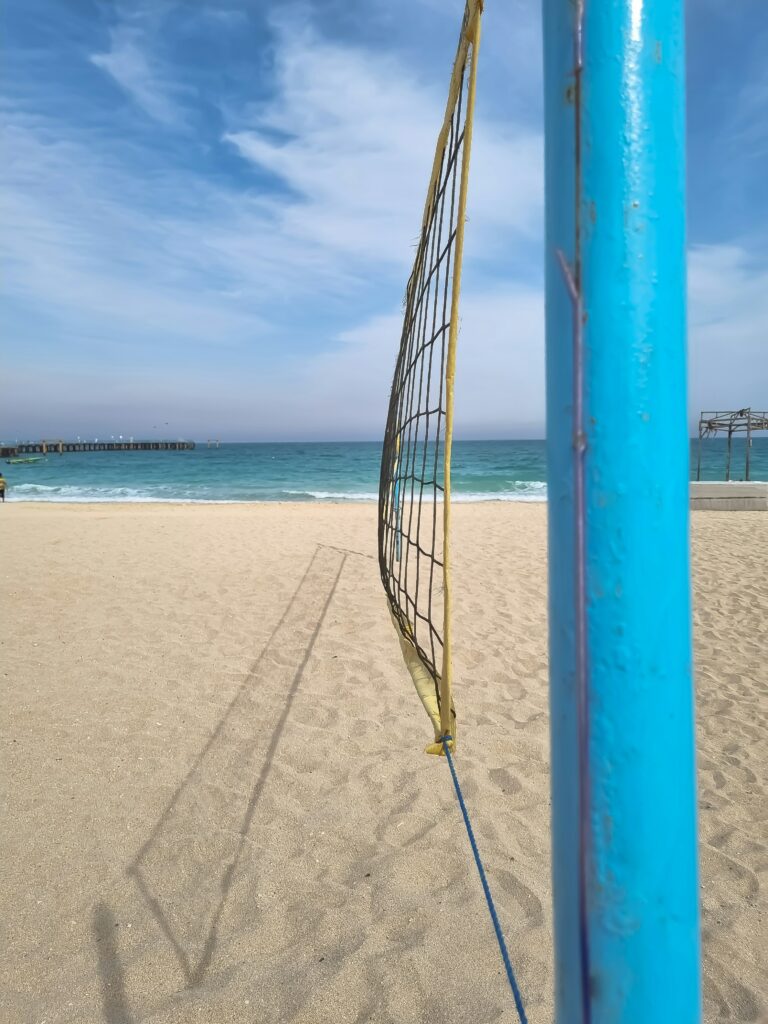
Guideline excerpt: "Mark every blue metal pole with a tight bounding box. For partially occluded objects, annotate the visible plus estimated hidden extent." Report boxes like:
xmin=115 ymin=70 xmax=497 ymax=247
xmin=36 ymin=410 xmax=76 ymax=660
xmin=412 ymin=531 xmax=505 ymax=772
xmin=543 ymin=1 xmax=701 ymax=1021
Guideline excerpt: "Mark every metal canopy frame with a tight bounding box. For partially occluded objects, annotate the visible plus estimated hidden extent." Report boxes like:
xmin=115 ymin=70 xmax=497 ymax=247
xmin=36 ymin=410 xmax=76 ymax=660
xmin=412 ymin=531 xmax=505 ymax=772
xmin=696 ymin=408 xmax=768 ymax=481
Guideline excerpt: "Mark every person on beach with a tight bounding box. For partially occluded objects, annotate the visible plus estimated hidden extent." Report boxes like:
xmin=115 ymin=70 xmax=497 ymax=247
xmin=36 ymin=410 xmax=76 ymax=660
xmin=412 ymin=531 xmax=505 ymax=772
xmin=0 ymin=473 xmax=5 ymax=502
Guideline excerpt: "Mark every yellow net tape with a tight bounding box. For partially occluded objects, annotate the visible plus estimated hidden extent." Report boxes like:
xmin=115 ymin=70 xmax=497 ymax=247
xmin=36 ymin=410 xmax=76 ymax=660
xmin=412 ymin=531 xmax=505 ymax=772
xmin=378 ymin=0 xmax=482 ymax=755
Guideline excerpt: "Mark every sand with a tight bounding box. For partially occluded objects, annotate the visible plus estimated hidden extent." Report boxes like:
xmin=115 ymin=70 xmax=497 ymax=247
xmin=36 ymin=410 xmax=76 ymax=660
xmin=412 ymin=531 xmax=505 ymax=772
xmin=0 ymin=502 xmax=765 ymax=1023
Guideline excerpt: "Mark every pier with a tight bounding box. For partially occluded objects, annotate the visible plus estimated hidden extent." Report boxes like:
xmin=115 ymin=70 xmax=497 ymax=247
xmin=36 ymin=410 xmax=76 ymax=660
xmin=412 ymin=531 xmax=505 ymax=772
xmin=1 ymin=439 xmax=195 ymax=458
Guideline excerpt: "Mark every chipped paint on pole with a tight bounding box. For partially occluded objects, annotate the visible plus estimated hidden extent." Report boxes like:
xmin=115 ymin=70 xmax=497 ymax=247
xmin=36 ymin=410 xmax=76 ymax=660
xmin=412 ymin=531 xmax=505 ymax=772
xmin=543 ymin=0 xmax=702 ymax=1020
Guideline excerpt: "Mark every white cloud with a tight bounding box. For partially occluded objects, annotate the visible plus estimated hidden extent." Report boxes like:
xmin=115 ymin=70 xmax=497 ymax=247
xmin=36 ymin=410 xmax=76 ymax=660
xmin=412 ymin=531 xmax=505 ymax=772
xmin=688 ymin=244 xmax=768 ymax=417
xmin=91 ymin=27 xmax=182 ymax=126
xmin=276 ymin=283 xmax=546 ymax=439
xmin=4 ymin=7 xmax=543 ymax=376
xmin=1 ymin=123 xmax=271 ymax=349
xmin=295 ymin=238 xmax=768 ymax=442
xmin=223 ymin=12 xmax=542 ymax=267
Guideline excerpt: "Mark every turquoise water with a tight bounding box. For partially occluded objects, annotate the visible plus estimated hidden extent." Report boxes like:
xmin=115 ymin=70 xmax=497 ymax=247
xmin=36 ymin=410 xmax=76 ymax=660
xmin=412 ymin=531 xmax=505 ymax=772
xmin=3 ymin=438 xmax=767 ymax=503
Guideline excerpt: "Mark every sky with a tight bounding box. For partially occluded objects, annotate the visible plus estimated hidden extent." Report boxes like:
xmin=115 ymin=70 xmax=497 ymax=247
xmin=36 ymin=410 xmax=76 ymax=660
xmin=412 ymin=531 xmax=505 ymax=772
xmin=2 ymin=0 xmax=767 ymax=442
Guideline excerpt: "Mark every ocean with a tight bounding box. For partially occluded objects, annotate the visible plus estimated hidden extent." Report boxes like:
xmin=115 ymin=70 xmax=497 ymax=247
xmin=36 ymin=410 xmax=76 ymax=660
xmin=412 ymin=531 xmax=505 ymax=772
xmin=3 ymin=438 xmax=767 ymax=503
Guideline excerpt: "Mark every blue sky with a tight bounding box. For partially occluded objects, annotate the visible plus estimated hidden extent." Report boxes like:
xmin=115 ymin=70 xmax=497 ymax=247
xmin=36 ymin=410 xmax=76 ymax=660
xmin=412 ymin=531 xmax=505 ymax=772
xmin=2 ymin=0 xmax=767 ymax=441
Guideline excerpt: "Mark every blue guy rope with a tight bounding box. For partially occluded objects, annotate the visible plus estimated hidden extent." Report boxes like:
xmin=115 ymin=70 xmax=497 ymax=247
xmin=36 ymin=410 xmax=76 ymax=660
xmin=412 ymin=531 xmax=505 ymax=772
xmin=440 ymin=735 xmax=529 ymax=1024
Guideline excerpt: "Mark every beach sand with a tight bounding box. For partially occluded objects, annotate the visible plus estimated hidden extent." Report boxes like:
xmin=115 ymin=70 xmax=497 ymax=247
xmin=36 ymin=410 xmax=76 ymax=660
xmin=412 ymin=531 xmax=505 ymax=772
xmin=1 ymin=503 xmax=765 ymax=1023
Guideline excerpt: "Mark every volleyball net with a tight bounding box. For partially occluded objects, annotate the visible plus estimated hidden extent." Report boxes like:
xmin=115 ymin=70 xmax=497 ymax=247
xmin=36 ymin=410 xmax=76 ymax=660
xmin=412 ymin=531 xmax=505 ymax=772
xmin=378 ymin=0 xmax=482 ymax=755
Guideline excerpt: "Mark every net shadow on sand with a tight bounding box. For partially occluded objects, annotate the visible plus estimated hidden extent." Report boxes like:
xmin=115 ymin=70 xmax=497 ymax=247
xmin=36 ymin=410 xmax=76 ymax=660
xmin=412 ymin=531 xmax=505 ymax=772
xmin=125 ymin=544 xmax=346 ymax=990
xmin=92 ymin=901 xmax=136 ymax=1024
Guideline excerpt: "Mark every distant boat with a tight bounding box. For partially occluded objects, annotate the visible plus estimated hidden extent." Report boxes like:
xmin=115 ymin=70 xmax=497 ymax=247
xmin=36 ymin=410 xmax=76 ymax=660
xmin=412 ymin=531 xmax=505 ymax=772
xmin=5 ymin=456 xmax=47 ymax=465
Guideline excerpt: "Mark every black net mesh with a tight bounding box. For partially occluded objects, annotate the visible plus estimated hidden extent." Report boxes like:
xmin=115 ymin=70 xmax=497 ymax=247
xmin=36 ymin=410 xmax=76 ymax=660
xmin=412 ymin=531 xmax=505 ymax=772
xmin=378 ymin=19 xmax=474 ymax=714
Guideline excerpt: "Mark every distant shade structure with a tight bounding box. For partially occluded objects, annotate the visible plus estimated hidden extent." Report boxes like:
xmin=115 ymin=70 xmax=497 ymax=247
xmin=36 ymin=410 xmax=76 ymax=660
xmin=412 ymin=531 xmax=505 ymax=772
xmin=378 ymin=0 xmax=482 ymax=755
